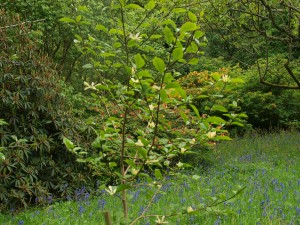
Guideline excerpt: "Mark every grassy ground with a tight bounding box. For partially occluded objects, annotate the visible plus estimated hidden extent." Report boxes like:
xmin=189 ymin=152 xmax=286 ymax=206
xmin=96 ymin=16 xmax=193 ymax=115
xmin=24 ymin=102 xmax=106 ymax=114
xmin=1 ymin=131 xmax=299 ymax=225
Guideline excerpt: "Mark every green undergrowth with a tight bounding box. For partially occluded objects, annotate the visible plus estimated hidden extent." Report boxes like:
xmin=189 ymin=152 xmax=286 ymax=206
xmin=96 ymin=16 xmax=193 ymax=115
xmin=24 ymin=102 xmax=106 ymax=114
xmin=1 ymin=131 xmax=299 ymax=225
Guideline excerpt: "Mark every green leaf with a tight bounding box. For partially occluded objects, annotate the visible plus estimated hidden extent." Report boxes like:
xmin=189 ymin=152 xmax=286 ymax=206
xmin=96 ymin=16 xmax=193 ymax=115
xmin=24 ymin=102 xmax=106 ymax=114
xmin=78 ymin=5 xmax=88 ymax=11
xmin=150 ymin=34 xmax=162 ymax=39
xmin=137 ymin=70 xmax=152 ymax=78
xmin=172 ymin=48 xmax=183 ymax=61
xmin=95 ymin=84 xmax=110 ymax=90
xmin=211 ymin=105 xmax=228 ymax=112
xmin=231 ymin=122 xmax=244 ymax=127
xmin=134 ymin=54 xmax=145 ymax=69
xmin=165 ymin=82 xmax=181 ymax=89
xmin=75 ymin=15 xmax=82 ymax=23
xmin=125 ymin=4 xmax=143 ymax=9
xmin=144 ymin=0 xmax=155 ymax=10
xmin=95 ymin=24 xmax=108 ymax=32
xmin=0 ymin=119 xmax=8 ymax=126
xmin=154 ymin=169 xmax=163 ymax=180
xmin=0 ymin=152 xmax=5 ymax=161
xmin=162 ymin=19 xmax=177 ymax=29
xmin=59 ymin=17 xmax=76 ymax=23
xmin=165 ymin=82 xmax=186 ymax=98
xmin=231 ymin=78 xmax=244 ymax=83
xmin=153 ymin=57 xmax=165 ymax=73
xmin=113 ymin=42 xmax=122 ymax=48
xmin=180 ymin=110 xmax=188 ymax=124
xmin=195 ymin=95 xmax=209 ymax=99
xmin=180 ymin=22 xmax=198 ymax=33
xmin=172 ymin=8 xmax=186 ymax=13
xmin=239 ymin=113 xmax=248 ymax=118
xmin=109 ymin=162 xmax=117 ymax=167
xmin=194 ymin=30 xmax=205 ymax=38
xmin=212 ymin=73 xmax=221 ymax=82
xmin=218 ymin=193 xmax=227 ymax=201
xmin=186 ymin=42 xmax=199 ymax=53
xmin=125 ymin=159 xmax=137 ymax=168
xmin=119 ymin=0 xmax=125 ymax=7
xmin=206 ymin=116 xmax=226 ymax=124
xmin=74 ymin=34 xmax=82 ymax=41
xmin=137 ymin=147 xmax=147 ymax=159
xmin=63 ymin=137 xmax=75 ymax=150
xmin=190 ymin=104 xmax=200 ymax=118
xmin=113 ymin=62 xmax=123 ymax=68
xmin=160 ymin=89 xmax=168 ymax=102
xmin=188 ymin=58 xmax=199 ymax=65
xmin=215 ymin=136 xmax=232 ymax=141
xmin=109 ymin=28 xmax=117 ymax=34
xmin=82 ymin=64 xmax=93 ymax=69
xmin=116 ymin=184 xmax=131 ymax=193
xmin=163 ymin=26 xmax=174 ymax=45
xmin=188 ymin=11 xmax=197 ymax=22
xmin=92 ymin=137 xmax=101 ymax=148
xmin=164 ymin=73 xmax=174 ymax=83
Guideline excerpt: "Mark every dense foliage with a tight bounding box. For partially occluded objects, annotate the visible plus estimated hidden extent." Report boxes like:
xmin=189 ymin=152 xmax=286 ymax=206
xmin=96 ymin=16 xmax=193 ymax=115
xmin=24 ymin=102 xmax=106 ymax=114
xmin=0 ymin=10 xmax=97 ymax=211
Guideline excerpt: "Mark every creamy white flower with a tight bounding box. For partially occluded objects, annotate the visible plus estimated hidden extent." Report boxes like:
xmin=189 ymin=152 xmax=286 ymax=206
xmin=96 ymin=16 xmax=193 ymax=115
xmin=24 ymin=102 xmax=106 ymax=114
xmin=155 ymin=216 xmax=168 ymax=224
xmin=131 ymin=66 xmax=136 ymax=75
xmin=190 ymin=138 xmax=196 ymax=145
xmin=131 ymin=169 xmax=138 ymax=175
xmin=83 ymin=81 xmax=97 ymax=90
xmin=135 ymin=139 xmax=144 ymax=147
xmin=152 ymin=85 xmax=161 ymax=90
xmin=176 ymin=162 xmax=184 ymax=168
xmin=222 ymin=74 xmax=230 ymax=83
xmin=148 ymin=121 xmax=155 ymax=128
xmin=105 ymin=186 xmax=117 ymax=195
xmin=180 ymin=147 xmax=187 ymax=153
xmin=187 ymin=206 xmax=194 ymax=213
xmin=131 ymin=77 xmax=139 ymax=83
xmin=207 ymin=131 xmax=216 ymax=139
xmin=129 ymin=32 xmax=142 ymax=41
xmin=149 ymin=104 xmax=155 ymax=111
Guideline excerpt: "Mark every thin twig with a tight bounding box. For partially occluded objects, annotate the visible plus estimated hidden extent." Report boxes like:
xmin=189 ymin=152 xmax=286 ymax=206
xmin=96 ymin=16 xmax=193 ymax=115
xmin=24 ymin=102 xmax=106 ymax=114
xmin=0 ymin=19 xmax=46 ymax=29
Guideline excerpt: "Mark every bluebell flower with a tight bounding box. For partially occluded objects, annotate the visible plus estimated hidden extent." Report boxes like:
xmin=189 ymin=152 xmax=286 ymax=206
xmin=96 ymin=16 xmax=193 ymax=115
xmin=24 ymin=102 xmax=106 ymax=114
xmin=47 ymin=196 xmax=53 ymax=204
xmin=18 ymin=220 xmax=24 ymax=225
xmin=131 ymin=190 xmax=141 ymax=203
xmin=98 ymin=199 xmax=106 ymax=210
xmin=138 ymin=205 xmax=146 ymax=215
xmin=78 ymin=205 xmax=85 ymax=215
xmin=84 ymin=192 xmax=90 ymax=201
xmin=214 ymin=216 xmax=221 ymax=225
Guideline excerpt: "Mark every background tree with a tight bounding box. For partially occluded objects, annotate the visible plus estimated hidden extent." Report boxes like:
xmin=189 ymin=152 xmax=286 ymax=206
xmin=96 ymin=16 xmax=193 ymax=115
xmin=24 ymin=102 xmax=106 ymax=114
xmin=202 ymin=0 xmax=300 ymax=89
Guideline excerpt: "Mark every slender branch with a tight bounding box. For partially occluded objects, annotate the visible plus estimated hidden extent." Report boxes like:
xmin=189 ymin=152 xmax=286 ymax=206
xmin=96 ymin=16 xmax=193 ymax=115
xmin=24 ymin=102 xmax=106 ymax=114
xmin=260 ymin=0 xmax=300 ymax=41
xmin=130 ymin=186 xmax=246 ymax=224
xmin=130 ymin=184 xmax=163 ymax=225
xmin=0 ymin=19 xmax=46 ymax=29
xmin=284 ymin=61 xmax=300 ymax=88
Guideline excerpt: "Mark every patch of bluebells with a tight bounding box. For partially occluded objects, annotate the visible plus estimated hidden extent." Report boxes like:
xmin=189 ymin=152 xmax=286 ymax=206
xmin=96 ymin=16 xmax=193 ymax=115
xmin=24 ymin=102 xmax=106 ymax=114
xmin=98 ymin=199 xmax=107 ymax=210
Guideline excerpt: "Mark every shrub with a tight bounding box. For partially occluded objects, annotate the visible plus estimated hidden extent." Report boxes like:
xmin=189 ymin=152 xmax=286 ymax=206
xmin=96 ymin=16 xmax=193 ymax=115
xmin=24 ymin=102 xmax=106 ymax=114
xmin=0 ymin=10 xmax=97 ymax=211
xmin=178 ymin=68 xmax=250 ymax=136
xmin=239 ymin=55 xmax=300 ymax=130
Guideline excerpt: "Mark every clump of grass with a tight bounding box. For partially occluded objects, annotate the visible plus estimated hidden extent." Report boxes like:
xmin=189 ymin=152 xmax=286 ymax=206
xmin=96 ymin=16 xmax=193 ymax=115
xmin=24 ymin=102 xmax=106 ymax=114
xmin=1 ymin=131 xmax=299 ymax=224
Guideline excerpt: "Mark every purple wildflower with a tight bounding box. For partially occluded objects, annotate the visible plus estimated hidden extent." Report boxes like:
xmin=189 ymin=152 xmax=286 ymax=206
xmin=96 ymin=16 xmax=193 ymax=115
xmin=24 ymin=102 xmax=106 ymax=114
xmin=78 ymin=205 xmax=85 ymax=215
